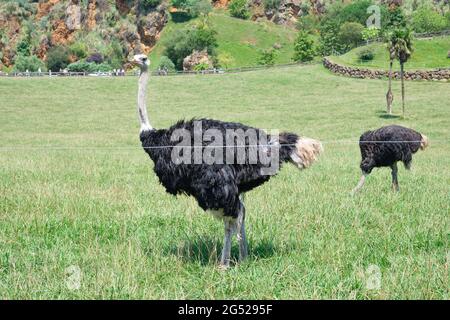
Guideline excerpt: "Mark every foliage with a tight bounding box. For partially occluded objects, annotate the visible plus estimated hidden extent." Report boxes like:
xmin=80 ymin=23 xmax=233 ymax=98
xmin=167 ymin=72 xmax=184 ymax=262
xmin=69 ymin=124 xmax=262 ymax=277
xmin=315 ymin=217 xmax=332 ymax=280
xmin=229 ymin=0 xmax=250 ymax=20
xmin=86 ymin=53 xmax=104 ymax=64
xmin=296 ymin=15 xmax=319 ymax=34
xmin=388 ymin=27 xmax=414 ymax=64
xmin=257 ymin=48 xmax=277 ymax=66
xmin=158 ymin=56 xmax=176 ymax=71
xmin=13 ymin=54 xmax=45 ymax=72
xmin=338 ymin=22 xmax=364 ymax=49
xmin=319 ymin=20 xmax=344 ymax=55
xmin=357 ymin=47 xmax=375 ymax=62
xmin=411 ymin=6 xmax=447 ymax=33
xmin=217 ymin=52 xmax=235 ymax=69
xmin=69 ymin=42 xmax=88 ymax=60
xmin=171 ymin=0 xmax=212 ymax=17
xmin=46 ymin=46 xmax=70 ymax=71
xmin=384 ymin=6 xmax=407 ymax=30
xmin=16 ymin=39 xmax=31 ymax=57
xmin=67 ymin=60 xmax=95 ymax=72
xmin=193 ymin=62 xmax=210 ymax=71
xmin=263 ymin=0 xmax=281 ymax=11
xmin=142 ymin=0 xmax=163 ymax=9
xmin=163 ymin=20 xmax=218 ymax=70
xmin=362 ymin=26 xmax=380 ymax=42
xmin=67 ymin=60 xmax=112 ymax=72
xmin=293 ymin=31 xmax=315 ymax=62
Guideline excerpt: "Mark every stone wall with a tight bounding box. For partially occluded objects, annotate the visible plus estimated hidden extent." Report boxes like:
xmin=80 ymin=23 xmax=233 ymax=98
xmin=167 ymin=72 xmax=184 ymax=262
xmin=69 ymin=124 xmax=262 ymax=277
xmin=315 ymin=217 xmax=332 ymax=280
xmin=323 ymin=57 xmax=450 ymax=81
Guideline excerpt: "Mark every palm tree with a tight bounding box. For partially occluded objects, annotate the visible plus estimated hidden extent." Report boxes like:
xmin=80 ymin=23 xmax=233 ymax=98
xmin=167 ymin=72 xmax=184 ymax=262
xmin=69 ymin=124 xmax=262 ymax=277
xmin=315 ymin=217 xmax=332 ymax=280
xmin=390 ymin=28 xmax=413 ymax=117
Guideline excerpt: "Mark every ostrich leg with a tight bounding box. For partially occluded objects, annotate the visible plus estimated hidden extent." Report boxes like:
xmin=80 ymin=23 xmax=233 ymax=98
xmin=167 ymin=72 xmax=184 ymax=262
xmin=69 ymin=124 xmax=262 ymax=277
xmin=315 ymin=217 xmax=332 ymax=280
xmin=220 ymin=219 xmax=237 ymax=269
xmin=351 ymin=172 xmax=368 ymax=195
xmin=237 ymin=196 xmax=248 ymax=262
xmin=391 ymin=163 xmax=399 ymax=192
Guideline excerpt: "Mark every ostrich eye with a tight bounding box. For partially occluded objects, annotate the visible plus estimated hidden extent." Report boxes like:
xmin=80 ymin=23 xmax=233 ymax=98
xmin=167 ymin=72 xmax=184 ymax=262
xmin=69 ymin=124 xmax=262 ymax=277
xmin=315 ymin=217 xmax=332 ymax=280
xmin=142 ymin=57 xmax=147 ymax=61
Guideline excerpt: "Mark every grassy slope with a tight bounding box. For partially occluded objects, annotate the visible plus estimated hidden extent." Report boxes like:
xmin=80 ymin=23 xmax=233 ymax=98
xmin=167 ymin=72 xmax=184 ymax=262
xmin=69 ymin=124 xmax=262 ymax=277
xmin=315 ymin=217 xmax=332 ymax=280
xmin=329 ymin=36 xmax=450 ymax=71
xmin=149 ymin=12 xmax=298 ymax=69
xmin=0 ymin=66 xmax=449 ymax=299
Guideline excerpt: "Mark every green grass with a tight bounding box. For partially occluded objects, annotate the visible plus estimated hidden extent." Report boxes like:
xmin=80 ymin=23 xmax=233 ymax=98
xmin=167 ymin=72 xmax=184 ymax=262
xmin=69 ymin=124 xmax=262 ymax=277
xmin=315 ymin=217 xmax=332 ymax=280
xmin=0 ymin=65 xmax=449 ymax=299
xmin=149 ymin=12 xmax=299 ymax=69
xmin=330 ymin=36 xmax=450 ymax=71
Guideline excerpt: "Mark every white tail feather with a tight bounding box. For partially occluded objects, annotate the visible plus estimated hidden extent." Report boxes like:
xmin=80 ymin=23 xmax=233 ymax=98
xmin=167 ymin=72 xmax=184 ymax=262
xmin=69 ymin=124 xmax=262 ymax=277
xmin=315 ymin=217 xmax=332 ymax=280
xmin=290 ymin=137 xmax=323 ymax=169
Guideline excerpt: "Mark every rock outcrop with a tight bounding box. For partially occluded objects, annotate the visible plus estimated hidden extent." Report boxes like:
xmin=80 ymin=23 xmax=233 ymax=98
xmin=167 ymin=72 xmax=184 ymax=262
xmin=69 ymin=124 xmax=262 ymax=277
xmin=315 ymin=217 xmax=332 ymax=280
xmin=183 ymin=50 xmax=214 ymax=71
xmin=137 ymin=4 xmax=169 ymax=51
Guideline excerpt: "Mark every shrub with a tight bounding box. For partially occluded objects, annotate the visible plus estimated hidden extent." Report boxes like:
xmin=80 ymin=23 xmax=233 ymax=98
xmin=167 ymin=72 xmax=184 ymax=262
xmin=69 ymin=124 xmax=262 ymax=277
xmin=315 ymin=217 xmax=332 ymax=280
xmin=171 ymin=0 xmax=211 ymax=17
xmin=412 ymin=6 xmax=447 ymax=33
xmin=257 ymin=48 xmax=277 ymax=66
xmin=193 ymin=62 xmax=210 ymax=71
xmin=46 ymin=46 xmax=70 ymax=71
xmin=218 ymin=52 xmax=235 ymax=69
xmin=13 ymin=54 xmax=46 ymax=72
xmin=338 ymin=22 xmax=364 ymax=49
xmin=188 ymin=0 xmax=212 ymax=17
xmin=158 ymin=56 xmax=176 ymax=71
xmin=69 ymin=42 xmax=88 ymax=60
xmin=293 ymin=31 xmax=315 ymax=62
xmin=164 ymin=22 xmax=218 ymax=70
xmin=16 ymin=39 xmax=31 ymax=56
xmin=67 ymin=60 xmax=95 ymax=72
xmin=357 ymin=47 xmax=375 ymax=62
xmin=142 ymin=0 xmax=163 ymax=9
xmin=362 ymin=26 xmax=380 ymax=43
xmin=263 ymin=0 xmax=281 ymax=11
xmin=86 ymin=52 xmax=103 ymax=64
xmin=229 ymin=0 xmax=250 ymax=20
xmin=296 ymin=15 xmax=319 ymax=34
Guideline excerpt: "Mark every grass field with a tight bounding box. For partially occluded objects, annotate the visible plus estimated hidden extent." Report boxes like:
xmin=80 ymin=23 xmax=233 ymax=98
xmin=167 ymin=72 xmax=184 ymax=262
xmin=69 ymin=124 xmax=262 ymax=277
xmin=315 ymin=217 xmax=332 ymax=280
xmin=330 ymin=36 xmax=450 ymax=71
xmin=149 ymin=12 xmax=298 ymax=69
xmin=0 ymin=64 xmax=449 ymax=299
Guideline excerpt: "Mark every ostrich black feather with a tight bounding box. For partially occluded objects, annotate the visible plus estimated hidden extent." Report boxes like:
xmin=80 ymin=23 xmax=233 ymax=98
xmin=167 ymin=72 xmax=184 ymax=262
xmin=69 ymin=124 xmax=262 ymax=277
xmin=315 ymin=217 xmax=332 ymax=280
xmin=140 ymin=118 xmax=308 ymax=218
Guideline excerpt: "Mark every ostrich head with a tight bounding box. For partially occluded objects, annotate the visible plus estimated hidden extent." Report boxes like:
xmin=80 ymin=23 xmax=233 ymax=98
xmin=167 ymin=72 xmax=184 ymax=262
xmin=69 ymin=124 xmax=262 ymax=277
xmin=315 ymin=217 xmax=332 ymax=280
xmin=131 ymin=54 xmax=150 ymax=70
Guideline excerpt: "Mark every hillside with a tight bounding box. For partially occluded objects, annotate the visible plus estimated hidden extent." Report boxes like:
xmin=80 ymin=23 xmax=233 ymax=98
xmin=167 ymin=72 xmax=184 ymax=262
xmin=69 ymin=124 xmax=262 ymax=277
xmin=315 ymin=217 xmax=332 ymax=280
xmin=329 ymin=36 xmax=450 ymax=71
xmin=149 ymin=12 xmax=299 ymax=69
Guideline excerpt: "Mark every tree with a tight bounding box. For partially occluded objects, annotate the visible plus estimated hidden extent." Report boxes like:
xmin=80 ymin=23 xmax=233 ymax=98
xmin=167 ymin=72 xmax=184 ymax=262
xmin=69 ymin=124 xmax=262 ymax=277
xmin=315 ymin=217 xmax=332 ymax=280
xmin=158 ymin=56 xmax=176 ymax=71
xmin=229 ymin=0 xmax=250 ymax=20
xmin=46 ymin=46 xmax=70 ymax=71
xmin=412 ymin=6 xmax=447 ymax=33
xmin=13 ymin=54 xmax=46 ymax=72
xmin=390 ymin=28 xmax=413 ymax=117
xmin=293 ymin=31 xmax=315 ymax=62
xmin=338 ymin=22 xmax=364 ymax=50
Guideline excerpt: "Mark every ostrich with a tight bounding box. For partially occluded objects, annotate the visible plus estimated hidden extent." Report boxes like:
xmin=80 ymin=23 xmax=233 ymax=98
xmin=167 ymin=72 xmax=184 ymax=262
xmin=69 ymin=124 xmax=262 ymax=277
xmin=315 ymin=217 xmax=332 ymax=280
xmin=131 ymin=54 xmax=323 ymax=268
xmin=352 ymin=125 xmax=428 ymax=194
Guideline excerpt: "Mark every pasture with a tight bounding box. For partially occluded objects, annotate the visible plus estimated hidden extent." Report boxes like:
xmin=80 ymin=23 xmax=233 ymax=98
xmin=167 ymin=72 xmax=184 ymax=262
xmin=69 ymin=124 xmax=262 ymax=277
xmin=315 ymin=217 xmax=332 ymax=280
xmin=0 ymin=64 xmax=449 ymax=299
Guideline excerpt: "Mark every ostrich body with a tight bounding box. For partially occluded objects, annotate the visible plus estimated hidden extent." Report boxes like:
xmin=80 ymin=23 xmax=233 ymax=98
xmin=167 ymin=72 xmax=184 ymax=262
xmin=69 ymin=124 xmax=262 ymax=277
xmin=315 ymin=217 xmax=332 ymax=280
xmin=131 ymin=54 xmax=323 ymax=268
xmin=352 ymin=125 xmax=428 ymax=193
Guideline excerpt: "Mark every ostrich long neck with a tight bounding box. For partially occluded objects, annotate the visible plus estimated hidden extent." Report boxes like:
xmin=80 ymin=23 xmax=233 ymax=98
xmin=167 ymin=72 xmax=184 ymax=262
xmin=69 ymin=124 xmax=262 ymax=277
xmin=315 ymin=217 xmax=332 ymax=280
xmin=138 ymin=68 xmax=152 ymax=132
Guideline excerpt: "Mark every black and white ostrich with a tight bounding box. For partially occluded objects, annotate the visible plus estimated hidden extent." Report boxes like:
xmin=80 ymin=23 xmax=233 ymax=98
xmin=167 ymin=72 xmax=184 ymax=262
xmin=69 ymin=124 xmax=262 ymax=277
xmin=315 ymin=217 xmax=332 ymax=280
xmin=352 ymin=125 xmax=429 ymax=193
xmin=131 ymin=54 xmax=323 ymax=268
